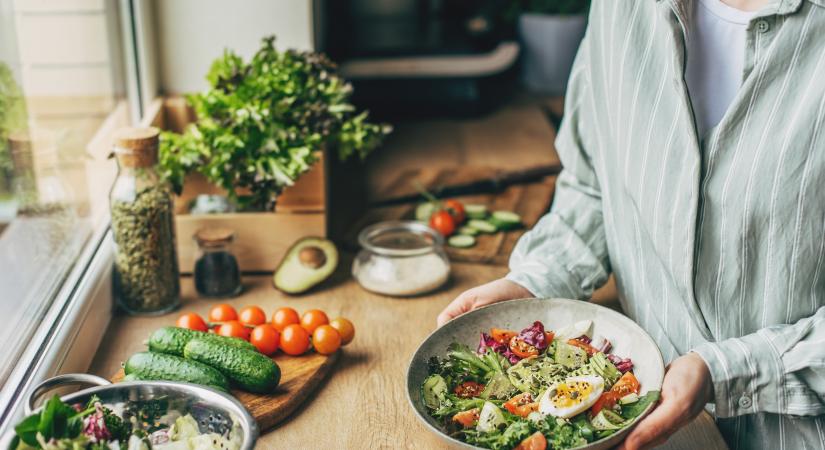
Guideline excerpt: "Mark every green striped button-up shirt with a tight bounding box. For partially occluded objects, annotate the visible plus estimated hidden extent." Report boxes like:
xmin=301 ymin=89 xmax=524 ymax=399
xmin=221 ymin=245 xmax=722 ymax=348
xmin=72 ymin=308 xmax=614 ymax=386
xmin=506 ymin=0 xmax=825 ymax=448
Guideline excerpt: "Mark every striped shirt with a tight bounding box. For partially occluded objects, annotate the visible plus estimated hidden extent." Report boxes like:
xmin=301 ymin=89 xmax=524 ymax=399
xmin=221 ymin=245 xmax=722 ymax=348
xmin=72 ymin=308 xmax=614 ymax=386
xmin=506 ymin=0 xmax=825 ymax=448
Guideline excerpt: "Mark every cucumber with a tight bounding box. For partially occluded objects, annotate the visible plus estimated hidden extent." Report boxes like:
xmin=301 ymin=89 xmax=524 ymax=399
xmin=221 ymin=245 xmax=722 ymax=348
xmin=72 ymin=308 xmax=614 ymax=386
xmin=467 ymin=219 xmax=498 ymax=234
xmin=421 ymin=374 xmax=448 ymax=410
xmin=415 ymin=202 xmax=436 ymax=222
xmin=465 ymin=204 xmax=488 ymax=220
xmin=448 ymin=234 xmax=476 ymax=248
xmin=120 ymin=370 xmax=227 ymax=392
xmin=457 ymin=226 xmax=479 ymax=236
xmin=184 ymin=338 xmax=280 ymax=394
xmin=489 ymin=211 xmax=522 ymax=230
xmin=124 ymin=351 xmax=229 ymax=391
xmin=148 ymin=326 xmax=256 ymax=356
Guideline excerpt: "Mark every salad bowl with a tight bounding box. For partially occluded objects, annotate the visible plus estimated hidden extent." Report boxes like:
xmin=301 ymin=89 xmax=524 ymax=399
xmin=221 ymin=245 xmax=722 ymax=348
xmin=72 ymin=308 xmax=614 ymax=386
xmin=407 ymin=298 xmax=665 ymax=450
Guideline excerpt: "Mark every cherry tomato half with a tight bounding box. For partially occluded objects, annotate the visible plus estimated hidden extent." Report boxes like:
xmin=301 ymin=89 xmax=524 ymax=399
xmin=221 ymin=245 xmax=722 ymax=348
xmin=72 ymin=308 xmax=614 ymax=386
xmin=452 ymin=408 xmax=480 ymax=428
xmin=272 ymin=307 xmax=300 ymax=332
xmin=280 ymin=324 xmax=310 ymax=356
xmin=429 ymin=210 xmax=456 ymax=237
xmin=250 ymin=324 xmax=279 ymax=355
xmin=208 ymin=304 xmax=238 ymax=323
xmin=509 ymin=336 xmax=540 ymax=358
xmin=490 ymin=328 xmax=518 ymax=344
xmin=312 ymin=325 xmax=341 ymax=355
xmin=239 ymin=305 xmax=267 ymax=326
xmin=176 ymin=313 xmax=208 ymax=332
xmin=300 ymin=309 xmax=329 ymax=333
xmin=454 ymin=381 xmax=485 ymax=398
xmin=610 ymin=371 xmax=641 ymax=398
xmin=514 ymin=432 xmax=547 ymax=450
xmin=591 ymin=391 xmax=618 ymax=416
xmin=567 ymin=338 xmax=600 ymax=356
xmin=443 ymin=199 xmax=466 ymax=224
xmin=329 ymin=318 xmax=355 ymax=346
xmin=504 ymin=392 xmax=539 ymax=417
xmin=217 ymin=320 xmax=250 ymax=340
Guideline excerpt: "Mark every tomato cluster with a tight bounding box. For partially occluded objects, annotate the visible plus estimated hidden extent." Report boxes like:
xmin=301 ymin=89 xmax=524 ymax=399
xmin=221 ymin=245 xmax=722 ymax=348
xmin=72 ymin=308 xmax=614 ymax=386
xmin=428 ymin=199 xmax=465 ymax=237
xmin=175 ymin=304 xmax=355 ymax=357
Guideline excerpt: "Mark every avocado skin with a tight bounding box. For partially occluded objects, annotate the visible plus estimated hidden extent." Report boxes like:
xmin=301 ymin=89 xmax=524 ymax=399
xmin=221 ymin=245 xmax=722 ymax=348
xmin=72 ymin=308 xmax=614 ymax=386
xmin=124 ymin=351 xmax=229 ymax=391
xmin=148 ymin=326 xmax=256 ymax=356
xmin=273 ymin=237 xmax=339 ymax=294
xmin=184 ymin=338 xmax=281 ymax=394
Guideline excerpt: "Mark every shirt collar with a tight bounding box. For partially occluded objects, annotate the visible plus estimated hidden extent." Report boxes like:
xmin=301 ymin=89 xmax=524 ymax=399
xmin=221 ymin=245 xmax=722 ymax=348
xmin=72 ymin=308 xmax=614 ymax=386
xmin=654 ymin=0 xmax=820 ymax=15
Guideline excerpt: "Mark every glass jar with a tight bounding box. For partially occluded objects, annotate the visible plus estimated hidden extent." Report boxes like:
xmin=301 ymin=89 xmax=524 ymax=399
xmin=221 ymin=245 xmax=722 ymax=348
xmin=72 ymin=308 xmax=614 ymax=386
xmin=193 ymin=227 xmax=242 ymax=298
xmin=8 ymin=130 xmax=75 ymax=218
xmin=110 ymin=127 xmax=180 ymax=315
xmin=352 ymin=220 xmax=451 ymax=296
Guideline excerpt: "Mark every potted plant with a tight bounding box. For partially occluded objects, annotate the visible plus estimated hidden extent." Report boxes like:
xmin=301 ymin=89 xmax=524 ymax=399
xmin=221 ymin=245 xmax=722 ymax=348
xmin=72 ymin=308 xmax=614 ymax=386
xmin=160 ymin=36 xmax=391 ymax=212
xmin=0 ymin=63 xmax=28 ymax=195
xmin=507 ymin=0 xmax=591 ymax=95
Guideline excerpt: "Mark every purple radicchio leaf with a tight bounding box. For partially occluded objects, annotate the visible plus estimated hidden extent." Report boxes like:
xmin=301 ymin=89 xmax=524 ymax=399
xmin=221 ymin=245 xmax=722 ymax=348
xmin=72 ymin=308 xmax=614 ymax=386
xmin=517 ymin=321 xmax=548 ymax=351
xmin=477 ymin=332 xmax=521 ymax=364
xmin=607 ymin=353 xmax=634 ymax=373
xmin=591 ymin=336 xmax=612 ymax=354
xmin=82 ymin=403 xmax=111 ymax=443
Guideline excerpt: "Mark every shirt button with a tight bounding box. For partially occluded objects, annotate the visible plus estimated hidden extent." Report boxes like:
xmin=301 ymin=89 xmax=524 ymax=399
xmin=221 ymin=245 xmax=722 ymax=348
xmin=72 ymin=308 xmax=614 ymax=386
xmin=755 ymin=19 xmax=770 ymax=33
xmin=738 ymin=395 xmax=753 ymax=409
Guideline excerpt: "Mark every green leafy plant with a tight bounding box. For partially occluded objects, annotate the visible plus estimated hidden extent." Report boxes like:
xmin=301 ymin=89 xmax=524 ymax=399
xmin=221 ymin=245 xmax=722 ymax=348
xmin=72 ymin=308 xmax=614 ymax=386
xmin=0 ymin=62 xmax=28 ymax=190
xmin=159 ymin=36 xmax=391 ymax=211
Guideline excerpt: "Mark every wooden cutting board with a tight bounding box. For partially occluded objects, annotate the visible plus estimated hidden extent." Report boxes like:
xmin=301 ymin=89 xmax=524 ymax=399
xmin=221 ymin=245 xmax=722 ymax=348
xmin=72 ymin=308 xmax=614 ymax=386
xmin=346 ymin=168 xmax=557 ymax=265
xmin=112 ymin=350 xmax=338 ymax=432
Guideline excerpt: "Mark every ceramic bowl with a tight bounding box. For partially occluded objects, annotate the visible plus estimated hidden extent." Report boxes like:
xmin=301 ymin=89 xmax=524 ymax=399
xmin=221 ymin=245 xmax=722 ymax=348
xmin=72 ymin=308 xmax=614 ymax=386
xmin=407 ymin=298 xmax=665 ymax=450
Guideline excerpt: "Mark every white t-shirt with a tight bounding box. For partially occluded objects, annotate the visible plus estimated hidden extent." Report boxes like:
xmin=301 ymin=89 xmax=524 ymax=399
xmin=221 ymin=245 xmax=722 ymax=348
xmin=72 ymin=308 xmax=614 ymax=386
xmin=685 ymin=0 xmax=758 ymax=138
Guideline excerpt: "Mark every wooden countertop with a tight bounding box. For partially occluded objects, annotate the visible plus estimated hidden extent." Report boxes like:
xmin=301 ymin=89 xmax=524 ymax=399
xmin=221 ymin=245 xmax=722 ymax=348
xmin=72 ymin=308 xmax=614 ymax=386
xmin=89 ymin=266 xmax=727 ymax=450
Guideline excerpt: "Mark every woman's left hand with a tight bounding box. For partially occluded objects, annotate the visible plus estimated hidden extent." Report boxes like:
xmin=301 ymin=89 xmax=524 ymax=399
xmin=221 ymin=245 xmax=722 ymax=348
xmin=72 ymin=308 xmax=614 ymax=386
xmin=618 ymin=352 xmax=714 ymax=450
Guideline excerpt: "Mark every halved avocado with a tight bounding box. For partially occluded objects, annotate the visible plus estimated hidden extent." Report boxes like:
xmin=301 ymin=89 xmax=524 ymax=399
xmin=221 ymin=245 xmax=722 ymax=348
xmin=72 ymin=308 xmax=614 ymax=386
xmin=273 ymin=237 xmax=339 ymax=294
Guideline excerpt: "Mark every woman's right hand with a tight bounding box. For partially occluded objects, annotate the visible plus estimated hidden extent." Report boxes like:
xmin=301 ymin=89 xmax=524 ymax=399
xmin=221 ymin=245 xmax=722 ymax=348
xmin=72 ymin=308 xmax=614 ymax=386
xmin=436 ymin=278 xmax=534 ymax=327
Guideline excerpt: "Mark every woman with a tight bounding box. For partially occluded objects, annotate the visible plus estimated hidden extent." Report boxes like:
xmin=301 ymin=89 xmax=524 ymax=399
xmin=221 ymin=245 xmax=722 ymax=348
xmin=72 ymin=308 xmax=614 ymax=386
xmin=438 ymin=0 xmax=825 ymax=449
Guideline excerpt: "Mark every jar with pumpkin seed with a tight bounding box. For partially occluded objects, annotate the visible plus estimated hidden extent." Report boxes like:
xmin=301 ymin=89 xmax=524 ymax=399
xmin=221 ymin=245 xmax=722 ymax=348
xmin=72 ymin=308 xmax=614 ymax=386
xmin=109 ymin=127 xmax=180 ymax=314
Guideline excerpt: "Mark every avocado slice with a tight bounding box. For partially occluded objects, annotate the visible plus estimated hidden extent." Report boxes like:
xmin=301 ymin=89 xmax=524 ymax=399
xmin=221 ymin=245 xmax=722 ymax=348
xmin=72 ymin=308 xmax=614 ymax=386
xmin=273 ymin=237 xmax=339 ymax=294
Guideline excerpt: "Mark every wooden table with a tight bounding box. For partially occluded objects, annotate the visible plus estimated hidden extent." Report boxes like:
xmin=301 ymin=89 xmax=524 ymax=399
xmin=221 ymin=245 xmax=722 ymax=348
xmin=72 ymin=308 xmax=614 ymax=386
xmin=89 ymin=264 xmax=727 ymax=450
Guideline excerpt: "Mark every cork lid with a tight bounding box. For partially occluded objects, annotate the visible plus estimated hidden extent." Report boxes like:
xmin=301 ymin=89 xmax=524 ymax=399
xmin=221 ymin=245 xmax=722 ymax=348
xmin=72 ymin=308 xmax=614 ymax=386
xmin=113 ymin=127 xmax=159 ymax=168
xmin=194 ymin=227 xmax=235 ymax=247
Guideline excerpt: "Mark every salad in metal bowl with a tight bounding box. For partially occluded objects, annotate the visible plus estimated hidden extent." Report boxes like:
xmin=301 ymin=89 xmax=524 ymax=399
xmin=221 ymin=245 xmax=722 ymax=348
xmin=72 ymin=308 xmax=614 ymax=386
xmin=420 ymin=319 xmax=660 ymax=450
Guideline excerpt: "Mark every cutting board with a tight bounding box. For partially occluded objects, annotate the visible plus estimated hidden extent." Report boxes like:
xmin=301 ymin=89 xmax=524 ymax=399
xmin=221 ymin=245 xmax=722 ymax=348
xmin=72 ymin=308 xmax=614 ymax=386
xmin=347 ymin=168 xmax=557 ymax=265
xmin=112 ymin=350 xmax=338 ymax=432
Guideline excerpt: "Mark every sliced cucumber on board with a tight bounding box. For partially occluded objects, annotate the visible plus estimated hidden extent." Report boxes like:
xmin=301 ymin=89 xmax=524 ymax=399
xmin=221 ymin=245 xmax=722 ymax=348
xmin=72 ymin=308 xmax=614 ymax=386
xmin=489 ymin=211 xmax=522 ymax=230
xmin=464 ymin=204 xmax=488 ymax=220
xmin=467 ymin=219 xmax=498 ymax=234
xmin=448 ymin=234 xmax=477 ymax=248
xmin=415 ymin=202 xmax=436 ymax=222
xmin=457 ymin=226 xmax=479 ymax=236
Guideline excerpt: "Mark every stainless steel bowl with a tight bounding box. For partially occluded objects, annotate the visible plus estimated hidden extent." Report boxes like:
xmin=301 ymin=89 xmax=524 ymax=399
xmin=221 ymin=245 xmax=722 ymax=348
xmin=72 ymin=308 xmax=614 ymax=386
xmin=2 ymin=373 xmax=258 ymax=450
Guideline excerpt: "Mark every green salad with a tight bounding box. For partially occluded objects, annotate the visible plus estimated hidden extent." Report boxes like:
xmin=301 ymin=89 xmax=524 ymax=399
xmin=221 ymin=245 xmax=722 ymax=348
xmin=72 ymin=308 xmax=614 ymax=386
xmin=12 ymin=395 xmax=242 ymax=450
xmin=422 ymin=320 xmax=660 ymax=450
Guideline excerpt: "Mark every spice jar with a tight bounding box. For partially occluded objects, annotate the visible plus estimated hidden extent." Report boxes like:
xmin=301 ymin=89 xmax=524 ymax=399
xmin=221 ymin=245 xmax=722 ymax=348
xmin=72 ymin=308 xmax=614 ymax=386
xmin=352 ymin=221 xmax=451 ymax=296
xmin=110 ymin=127 xmax=180 ymax=315
xmin=193 ymin=227 xmax=242 ymax=298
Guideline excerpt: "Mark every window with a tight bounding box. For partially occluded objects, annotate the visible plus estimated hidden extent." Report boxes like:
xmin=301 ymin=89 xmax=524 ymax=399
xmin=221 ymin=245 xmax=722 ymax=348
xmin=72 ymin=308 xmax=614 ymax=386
xmin=0 ymin=0 xmax=131 ymax=392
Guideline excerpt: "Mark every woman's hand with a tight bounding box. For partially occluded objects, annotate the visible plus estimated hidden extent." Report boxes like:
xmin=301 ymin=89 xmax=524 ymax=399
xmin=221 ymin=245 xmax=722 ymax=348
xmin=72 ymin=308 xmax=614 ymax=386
xmin=436 ymin=278 xmax=534 ymax=327
xmin=618 ymin=352 xmax=714 ymax=450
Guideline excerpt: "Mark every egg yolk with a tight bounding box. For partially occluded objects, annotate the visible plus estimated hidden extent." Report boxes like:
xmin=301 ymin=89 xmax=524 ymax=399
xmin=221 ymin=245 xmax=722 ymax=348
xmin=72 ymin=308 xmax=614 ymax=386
xmin=551 ymin=380 xmax=594 ymax=408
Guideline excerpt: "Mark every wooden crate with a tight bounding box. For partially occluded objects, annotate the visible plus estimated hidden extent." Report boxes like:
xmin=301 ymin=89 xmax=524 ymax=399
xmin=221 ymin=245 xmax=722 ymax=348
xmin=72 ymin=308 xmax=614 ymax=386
xmin=141 ymin=97 xmax=327 ymax=273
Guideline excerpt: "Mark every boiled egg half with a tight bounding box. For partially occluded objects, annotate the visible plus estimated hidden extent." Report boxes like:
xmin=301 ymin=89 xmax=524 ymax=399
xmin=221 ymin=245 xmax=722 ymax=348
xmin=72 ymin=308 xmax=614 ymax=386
xmin=538 ymin=375 xmax=605 ymax=419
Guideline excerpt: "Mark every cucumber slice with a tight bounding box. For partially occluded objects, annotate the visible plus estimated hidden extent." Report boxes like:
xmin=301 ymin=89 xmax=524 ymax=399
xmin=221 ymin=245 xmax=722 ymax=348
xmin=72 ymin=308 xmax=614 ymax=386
xmin=618 ymin=393 xmax=639 ymax=405
xmin=415 ymin=202 xmax=436 ymax=222
xmin=591 ymin=409 xmax=629 ymax=431
xmin=490 ymin=211 xmax=522 ymax=230
xmin=448 ymin=234 xmax=476 ymax=248
xmin=467 ymin=219 xmax=498 ymax=234
xmin=465 ymin=204 xmax=488 ymax=219
xmin=458 ymin=226 xmax=479 ymax=236
xmin=476 ymin=402 xmax=506 ymax=433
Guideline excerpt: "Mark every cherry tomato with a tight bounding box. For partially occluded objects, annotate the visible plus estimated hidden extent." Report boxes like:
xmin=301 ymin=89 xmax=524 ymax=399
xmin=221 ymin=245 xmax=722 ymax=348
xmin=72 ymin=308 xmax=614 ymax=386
xmin=452 ymin=408 xmax=480 ymax=428
xmin=208 ymin=304 xmax=238 ymax=323
xmin=239 ymin=305 xmax=267 ymax=326
xmin=429 ymin=210 xmax=456 ymax=236
xmin=514 ymin=431 xmax=547 ymax=450
xmin=249 ymin=324 xmax=279 ymax=355
xmin=443 ymin=199 xmax=466 ymax=224
xmin=272 ymin=307 xmax=300 ymax=332
xmin=610 ymin=371 xmax=641 ymax=397
xmin=509 ymin=336 xmax=539 ymax=358
xmin=217 ymin=320 xmax=250 ymax=340
xmin=454 ymin=381 xmax=485 ymax=398
xmin=490 ymin=328 xmax=518 ymax=344
xmin=544 ymin=331 xmax=555 ymax=343
xmin=300 ymin=309 xmax=329 ymax=333
xmin=591 ymin=391 xmax=619 ymax=416
xmin=329 ymin=317 xmax=355 ymax=345
xmin=504 ymin=392 xmax=539 ymax=417
xmin=280 ymin=324 xmax=310 ymax=356
xmin=176 ymin=313 xmax=208 ymax=332
xmin=312 ymin=325 xmax=341 ymax=355
xmin=567 ymin=338 xmax=600 ymax=356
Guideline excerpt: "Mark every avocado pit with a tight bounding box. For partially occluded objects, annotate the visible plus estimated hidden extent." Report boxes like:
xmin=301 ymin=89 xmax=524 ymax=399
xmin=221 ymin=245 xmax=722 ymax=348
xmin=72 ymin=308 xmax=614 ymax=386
xmin=299 ymin=246 xmax=326 ymax=269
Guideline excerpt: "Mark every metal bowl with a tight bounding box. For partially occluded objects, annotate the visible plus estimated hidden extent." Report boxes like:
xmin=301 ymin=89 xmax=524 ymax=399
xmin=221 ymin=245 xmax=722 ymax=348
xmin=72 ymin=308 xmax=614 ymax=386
xmin=2 ymin=374 xmax=258 ymax=450
xmin=407 ymin=298 xmax=665 ymax=450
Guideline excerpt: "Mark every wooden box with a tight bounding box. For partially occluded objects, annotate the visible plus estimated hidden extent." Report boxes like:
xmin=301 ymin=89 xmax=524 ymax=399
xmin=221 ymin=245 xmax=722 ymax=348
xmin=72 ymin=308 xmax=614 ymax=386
xmin=141 ymin=97 xmax=327 ymax=273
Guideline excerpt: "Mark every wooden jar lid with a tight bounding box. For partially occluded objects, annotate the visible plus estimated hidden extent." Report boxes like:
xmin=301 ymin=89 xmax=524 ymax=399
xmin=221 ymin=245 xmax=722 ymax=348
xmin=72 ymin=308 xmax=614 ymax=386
xmin=194 ymin=227 xmax=235 ymax=247
xmin=113 ymin=127 xmax=159 ymax=168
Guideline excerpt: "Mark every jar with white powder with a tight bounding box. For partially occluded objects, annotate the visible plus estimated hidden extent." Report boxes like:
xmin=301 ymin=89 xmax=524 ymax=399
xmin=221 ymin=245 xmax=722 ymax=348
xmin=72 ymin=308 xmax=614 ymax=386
xmin=352 ymin=221 xmax=450 ymax=296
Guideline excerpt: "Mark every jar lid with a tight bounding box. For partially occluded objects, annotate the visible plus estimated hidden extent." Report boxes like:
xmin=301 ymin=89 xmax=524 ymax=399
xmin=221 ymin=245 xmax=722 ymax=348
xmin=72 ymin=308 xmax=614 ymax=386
xmin=194 ymin=227 xmax=235 ymax=247
xmin=357 ymin=220 xmax=443 ymax=257
xmin=113 ymin=127 xmax=159 ymax=168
